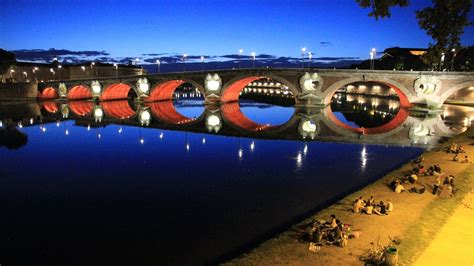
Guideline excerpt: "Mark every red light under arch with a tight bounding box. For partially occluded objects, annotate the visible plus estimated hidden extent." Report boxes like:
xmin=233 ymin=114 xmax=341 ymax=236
xmin=221 ymin=76 xmax=260 ymax=103
xmin=68 ymin=85 xmax=92 ymax=100
xmin=41 ymin=87 xmax=59 ymax=99
xmin=69 ymin=101 xmax=94 ymax=116
xmin=221 ymin=102 xmax=274 ymax=131
xmin=42 ymin=101 xmax=59 ymax=113
xmin=101 ymin=100 xmax=136 ymax=119
xmin=147 ymin=80 xmax=186 ymax=102
xmin=147 ymin=101 xmax=196 ymax=125
xmin=102 ymin=84 xmax=133 ymax=101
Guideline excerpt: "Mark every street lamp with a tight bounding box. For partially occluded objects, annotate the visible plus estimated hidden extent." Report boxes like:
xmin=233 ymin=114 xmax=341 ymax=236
xmin=451 ymin=48 xmax=456 ymax=71
xmin=113 ymin=63 xmax=118 ymax=77
xmin=201 ymin=56 xmax=205 ymax=71
xmin=301 ymin=47 xmax=306 ymax=68
xmin=156 ymin=59 xmax=161 ymax=73
xmin=50 ymin=68 xmax=55 ymax=80
xmin=370 ymin=48 xmax=376 ymax=70
xmin=10 ymin=69 xmax=14 ymax=80
xmin=239 ymin=48 xmax=243 ymax=69
xmin=440 ymin=52 xmax=445 ymax=70
xmin=182 ymin=53 xmax=187 ymax=72
xmin=91 ymin=62 xmax=95 ymax=77
xmin=33 ymin=67 xmax=39 ymax=82
xmin=251 ymin=52 xmax=256 ymax=68
xmin=23 ymin=71 xmax=28 ymax=82
xmin=308 ymin=52 xmax=313 ymax=68
xmin=58 ymin=65 xmax=62 ymax=80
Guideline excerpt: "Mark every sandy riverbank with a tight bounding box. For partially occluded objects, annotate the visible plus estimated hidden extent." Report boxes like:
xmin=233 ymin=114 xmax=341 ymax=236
xmin=224 ymin=128 xmax=474 ymax=265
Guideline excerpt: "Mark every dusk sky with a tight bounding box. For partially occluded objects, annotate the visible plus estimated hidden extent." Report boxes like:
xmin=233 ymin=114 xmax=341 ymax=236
xmin=1 ymin=0 xmax=473 ymax=62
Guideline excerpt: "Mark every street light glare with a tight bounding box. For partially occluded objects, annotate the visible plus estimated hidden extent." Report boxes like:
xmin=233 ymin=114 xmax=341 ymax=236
xmin=301 ymin=47 xmax=306 ymax=53
xmin=239 ymin=48 xmax=243 ymax=54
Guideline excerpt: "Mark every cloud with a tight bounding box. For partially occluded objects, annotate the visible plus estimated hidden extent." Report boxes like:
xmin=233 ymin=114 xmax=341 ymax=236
xmin=320 ymin=41 xmax=333 ymax=47
xmin=12 ymin=48 xmax=109 ymax=61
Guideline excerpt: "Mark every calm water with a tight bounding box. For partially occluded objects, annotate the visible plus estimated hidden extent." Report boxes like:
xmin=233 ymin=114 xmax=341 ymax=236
xmin=0 ymin=95 xmax=472 ymax=263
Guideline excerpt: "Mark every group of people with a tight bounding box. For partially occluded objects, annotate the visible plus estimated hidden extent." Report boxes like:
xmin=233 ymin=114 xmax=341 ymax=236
xmin=302 ymin=214 xmax=352 ymax=248
xmin=352 ymin=196 xmax=393 ymax=216
xmin=448 ymin=142 xmax=465 ymax=154
xmin=433 ymin=174 xmax=456 ymax=197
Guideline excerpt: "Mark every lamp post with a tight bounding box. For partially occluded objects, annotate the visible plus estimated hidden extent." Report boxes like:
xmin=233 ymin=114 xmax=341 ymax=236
xmin=50 ymin=68 xmax=55 ymax=81
xmin=58 ymin=65 xmax=62 ymax=80
xmin=370 ymin=48 xmax=376 ymax=70
xmin=23 ymin=71 xmax=28 ymax=82
xmin=156 ymin=59 xmax=161 ymax=73
xmin=301 ymin=47 xmax=306 ymax=68
xmin=451 ymin=48 xmax=456 ymax=71
xmin=238 ymin=48 xmax=243 ymax=69
xmin=90 ymin=62 xmax=95 ymax=77
xmin=182 ymin=53 xmax=187 ymax=72
xmin=440 ymin=52 xmax=445 ymax=71
xmin=33 ymin=67 xmax=39 ymax=82
xmin=113 ymin=63 xmax=118 ymax=77
xmin=308 ymin=52 xmax=312 ymax=68
xmin=10 ymin=69 xmax=14 ymax=80
xmin=201 ymin=56 xmax=205 ymax=71
xmin=251 ymin=52 xmax=256 ymax=68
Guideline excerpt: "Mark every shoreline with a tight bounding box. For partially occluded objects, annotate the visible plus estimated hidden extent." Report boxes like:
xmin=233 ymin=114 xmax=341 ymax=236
xmin=225 ymin=128 xmax=474 ymax=265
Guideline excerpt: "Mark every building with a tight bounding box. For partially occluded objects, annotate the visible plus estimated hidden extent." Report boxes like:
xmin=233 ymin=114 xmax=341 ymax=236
xmin=2 ymin=60 xmax=146 ymax=83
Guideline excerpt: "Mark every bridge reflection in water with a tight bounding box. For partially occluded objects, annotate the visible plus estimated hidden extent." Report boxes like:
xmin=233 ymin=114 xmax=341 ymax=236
xmin=12 ymin=94 xmax=465 ymax=149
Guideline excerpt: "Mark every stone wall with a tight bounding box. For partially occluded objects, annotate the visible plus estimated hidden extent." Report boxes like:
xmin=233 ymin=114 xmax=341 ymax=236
xmin=0 ymin=83 xmax=38 ymax=101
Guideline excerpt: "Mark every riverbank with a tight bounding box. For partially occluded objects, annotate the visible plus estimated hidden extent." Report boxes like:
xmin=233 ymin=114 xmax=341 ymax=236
xmin=225 ymin=128 xmax=474 ymax=265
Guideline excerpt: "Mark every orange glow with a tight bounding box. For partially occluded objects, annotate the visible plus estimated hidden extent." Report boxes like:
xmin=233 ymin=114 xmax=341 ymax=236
xmin=69 ymin=101 xmax=93 ymax=116
xmin=42 ymin=101 xmax=59 ymax=113
xmin=102 ymin=83 xmax=132 ymax=100
xmin=147 ymin=101 xmax=195 ymax=124
xmin=221 ymin=102 xmax=273 ymax=131
xmin=221 ymin=76 xmax=260 ymax=102
xmin=101 ymin=100 xmax=136 ymax=119
xmin=41 ymin=87 xmax=59 ymax=99
xmin=147 ymin=80 xmax=185 ymax=102
xmin=68 ymin=85 xmax=92 ymax=100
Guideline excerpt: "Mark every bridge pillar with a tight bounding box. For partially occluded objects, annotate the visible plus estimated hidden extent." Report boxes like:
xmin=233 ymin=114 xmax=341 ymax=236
xmin=205 ymin=106 xmax=223 ymax=133
xmin=91 ymin=80 xmax=102 ymax=99
xmin=204 ymin=73 xmax=222 ymax=104
xmin=412 ymin=76 xmax=444 ymax=109
xmin=295 ymin=72 xmax=326 ymax=107
xmin=58 ymin=83 xmax=67 ymax=98
xmin=136 ymin=78 xmax=150 ymax=101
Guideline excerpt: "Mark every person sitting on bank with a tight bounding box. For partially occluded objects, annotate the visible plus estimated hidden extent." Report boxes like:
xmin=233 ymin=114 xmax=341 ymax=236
xmin=386 ymin=200 xmax=394 ymax=212
xmin=453 ymin=154 xmax=459 ymax=162
xmin=366 ymin=196 xmax=375 ymax=207
xmin=395 ymin=181 xmax=406 ymax=193
xmin=353 ymin=197 xmax=364 ymax=213
xmin=409 ymin=172 xmax=418 ymax=183
xmin=418 ymin=164 xmax=426 ymax=175
xmin=432 ymin=175 xmax=441 ymax=195
xmin=457 ymin=145 xmax=465 ymax=154
xmin=362 ymin=204 xmax=374 ymax=215
xmin=373 ymin=201 xmax=388 ymax=216
xmin=329 ymin=214 xmax=338 ymax=228
xmin=449 ymin=142 xmax=458 ymax=153
xmin=461 ymin=155 xmax=470 ymax=163
xmin=448 ymin=175 xmax=455 ymax=187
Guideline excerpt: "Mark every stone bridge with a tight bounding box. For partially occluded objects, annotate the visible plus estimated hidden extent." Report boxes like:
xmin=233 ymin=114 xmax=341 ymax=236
xmin=38 ymin=68 xmax=474 ymax=108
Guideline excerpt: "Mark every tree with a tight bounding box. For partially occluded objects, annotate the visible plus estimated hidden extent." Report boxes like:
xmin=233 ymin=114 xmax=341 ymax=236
xmin=0 ymin=49 xmax=16 ymax=82
xmin=356 ymin=0 xmax=409 ymax=19
xmin=416 ymin=0 xmax=473 ymax=69
xmin=357 ymin=0 xmax=473 ymax=68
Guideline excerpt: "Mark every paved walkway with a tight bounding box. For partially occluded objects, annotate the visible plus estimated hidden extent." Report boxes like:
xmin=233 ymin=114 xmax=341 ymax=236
xmin=415 ymin=192 xmax=474 ymax=266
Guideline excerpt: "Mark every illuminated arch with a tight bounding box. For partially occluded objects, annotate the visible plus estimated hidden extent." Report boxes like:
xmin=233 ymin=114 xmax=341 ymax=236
xmin=68 ymin=85 xmax=93 ymax=100
xmin=69 ymin=101 xmax=94 ymax=116
xmin=42 ymin=101 xmax=59 ymax=113
xmin=41 ymin=87 xmax=59 ymax=99
xmin=147 ymin=80 xmax=186 ymax=102
xmin=324 ymin=105 xmax=409 ymax=135
xmin=147 ymin=101 xmax=199 ymax=124
xmin=101 ymin=100 xmax=136 ymax=119
xmin=101 ymin=83 xmax=135 ymax=101
xmin=439 ymin=81 xmax=474 ymax=105
xmin=221 ymin=102 xmax=279 ymax=131
xmin=323 ymin=77 xmax=413 ymax=108
xmin=221 ymin=74 xmax=298 ymax=103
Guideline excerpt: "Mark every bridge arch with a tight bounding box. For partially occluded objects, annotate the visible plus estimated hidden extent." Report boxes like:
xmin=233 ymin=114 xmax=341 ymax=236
xmin=40 ymin=87 xmax=59 ymax=99
xmin=42 ymin=101 xmax=59 ymax=113
xmin=439 ymin=81 xmax=474 ymax=105
xmin=101 ymin=82 xmax=137 ymax=101
xmin=322 ymin=76 xmax=414 ymax=108
xmin=68 ymin=85 xmax=93 ymax=100
xmin=147 ymin=79 xmax=205 ymax=102
xmin=221 ymin=74 xmax=299 ymax=103
xmin=147 ymin=101 xmax=204 ymax=125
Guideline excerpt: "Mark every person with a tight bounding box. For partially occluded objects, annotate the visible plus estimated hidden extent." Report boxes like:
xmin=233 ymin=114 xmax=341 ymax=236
xmin=353 ymin=197 xmax=364 ymax=213
xmin=433 ymin=175 xmax=441 ymax=195
xmin=362 ymin=204 xmax=374 ymax=215
xmin=449 ymin=142 xmax=458 ymax=153
xmin=434 ymin=164 xmax=442 ymax=175
xmin=448 ymin=175 xmax=455 ymax=187
xmin=443 ymin=176 xmax=450 ymax=185
xmin=453 ymin=154 xmax=459 ymax=162
xmin=418 ymin=164 xmax=426 ymax=175
xmin=366 ymin=196 xmax=375 ymax=206
xmin=329 ymin=214 xmax=337 ymax=228
xmin=461 ymin=155 xmax=470 ymax=163
xmin=386 ymin=200 xmax=394 ymax=212
xmin=458 ymin=145 xmax=465 ymax=154
xmin=409 ymin=172 xmax=418 ymax=183
xmin=373 ymin=201 xmax=387 ymax=216
xmin=395 ymin=182 xmax=405 ymax=193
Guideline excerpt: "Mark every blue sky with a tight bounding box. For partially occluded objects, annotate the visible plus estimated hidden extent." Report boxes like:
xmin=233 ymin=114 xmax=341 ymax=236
xmin=1 ymin=0 xmax=473 ymax=60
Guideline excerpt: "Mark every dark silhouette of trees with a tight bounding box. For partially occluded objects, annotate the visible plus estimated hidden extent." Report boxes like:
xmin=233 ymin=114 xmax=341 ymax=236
xmin=0 ymin=49 xmax=17 ymax=81
xmin=356 ymin=0 xmax=409 ymax=19
xmin=0 ymin=126 xmax=28 ymax=150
